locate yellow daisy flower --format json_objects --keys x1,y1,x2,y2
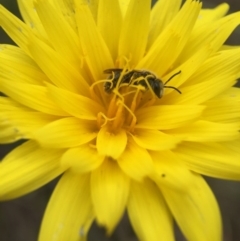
[{"x1": 1, "y1": 0, "x2": 240, "y2": 240}]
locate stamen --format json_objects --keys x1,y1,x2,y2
[
  {"x1": 117, "y1": 100, "x2": 137, "y2": 131},
  {"x1": 129, "y1": 87, "x2": 142, "y2": 112},
  {"x1": 107, "y1": 95, "x2": 117, "y2": 117},
  {"x1": 89, "y1": 143, "x2": 97, "y2": 149},
  {"x1": 125, "y1": 87, "x2": 141, "y2": 125},
  {"x1": 97, "y1": 112, "x2": 116, "y2": 128},
  {"x1": 130, "y1": 75, "x2": 157, "y2": 107},
  {"x1": 111, "y1": 103, "x2": 124, "y2": 130},
  {"x1": 116, "y1": 55, "x2": 132, "y2": 69},
  {"x1": 122, "y1": 89, "x2": 138, "y2": 97},
  {"x1": 89, "y1": 71, "x2": 118, "y2": 106},
  {"x1": 89, "y1": 79, "x2": 108, "y2": 101},
  {"x1": 143, "y1": 75, "x2": 156, "y2": 99},
  {"x1": 115, "y1": 67, "x2": 128, "y2": 90},
  {"x1": 112, "y1": 89, "x2": 125, "y2": 102}
]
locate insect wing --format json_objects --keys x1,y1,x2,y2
[{"x1": 103, "y1": 68, "x2": 123, "y2": 74}]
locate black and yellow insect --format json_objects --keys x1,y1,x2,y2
[{"x1": 103, "y1": 69, "x2": 181, "y2": 98}]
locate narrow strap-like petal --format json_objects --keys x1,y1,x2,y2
[
  {"x1": 0, "y1": 141, "x2": 66, "y2": 200},
  {"x1": 161, "y1": 174, "x2": 221, "y2": 241},
  {"x1": 91, "y1": 159, "x2": 130, "y2": 234},
  {"x1": 39, "y1": 172, "x2": 94, "y2": 241},
  {"x1": 128, "y1": 179, "x2": 174, "y2": 241}
]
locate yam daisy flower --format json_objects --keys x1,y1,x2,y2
[{"x1": 0, "y1": 0, "x2": 240, "y2": 240}]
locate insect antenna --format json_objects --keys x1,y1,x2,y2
[
  {"x1": 164, "y1": 86, "x2": 182, "y2": 94},
  {"x1": 164, "y1": 70, "x2": 181, "y2": 94},
  {"x1": 164, "y1": 70, "x2": 181, "y2": 85}
]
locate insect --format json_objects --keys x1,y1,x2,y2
[{"x1": 103, "y1": 69, "x2": 181, "y2": 98}]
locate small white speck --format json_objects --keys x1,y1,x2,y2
[
  {"x1": 79, "y1": 226, "x2": 84, "y2": 237},
  {"x1": 13, "y1": 128, "x2": 19, "y2": 133},
  {"x1": 30, "y1": 22, "x2": 34, "y2": 28}
]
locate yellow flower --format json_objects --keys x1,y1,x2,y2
[{"x1": 0, "y1": 0, "x2": 240, "y2": 240}]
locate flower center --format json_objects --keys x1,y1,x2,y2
[{"x1": 91, "y1": 68, "x2": 158, "y2": 132}]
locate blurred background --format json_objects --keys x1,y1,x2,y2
[{"x1": 0, "y1": 0, "x2": 240, "y2": 240}]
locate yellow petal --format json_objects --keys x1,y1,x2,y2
[
  {"x1": 75, "y1": 3, "x2": 114, "y2": 79},
  {"x1": 96, "y1": 126, "x2": 127, "y2": 159},
  {"x1": 0, "y1": 122, "x2": 22, "y2": 143},
  {"x1": 118, "y1": 138, "x2": 153, "y2": 181},
  {"x1": 39, "y1": 172, "x2": 94, "y2": 241},
  {"x1": 33, "y1": 117, "x2": 97, "y2": 148},
  {"x1": 118, "y1": 0, "x2": 151, "y2": 66},
  {"x1": 178, "y1": 11, "x2": 240, "y2": 64},
  {"x1": 138, "y1": 0, "x2": 201, "y2": 75},
  {"x1": 150, "y1": 150, "x2": 197, "y2": 192},
  {"x1": 148, "y1": 0, "x2": 181, "y2": 49},
  {"x1": 1, "y1": 111, "x2": 57, "y2": 139},
  {"x1": 127, "y1": 179, "x2": 174, "y2": 241},
  {"x1": 183, "y1": 48, "x2": 240, "y2": 87},
  {"x1": 0, "y1": 44, "x2": 47, "y2": 85},
  {"x1": 130, "y1": 129, "x2": 181, "y2": 151},
  {"x1": 34, "y1": 0, "x2": 82, "y2": 70},
  {"x1": 224, "y1": 138, "x2": 240, "y2": 154},
  {"x1": 202, "y1": 87, "x2": 240, "y2": 123},
  {"x1": 97, "y1": 0, "x2": 122, "y2": 60},
  {"x1": 161, "y1": 174, "x2": 221, "y2": 241},
  {"x1": 118, "y1": 0, "x2": 131, "y2": 17},
  {"x1": 0, "y1": 98, "x2": 57, "y2": 136},
  {"x1": 61, "y1": 144, "x2": 104, "y2": 173},
  {"x1": 0, "y1": 5, "x2": 34, "y2": 55},
  {"x1": 28, "y1": 34, "x2": 89, "y2": 95},
  {"x1": 47, "y1": 0, "x2": 88, "y2": 78},
  {"x1": 166, "y1": 74, "x2": 236, "y2": 105},
  {"x1": 166, "y1": 120, "x2": 239, "y2": 142},
  {"x1": 220, "y1": 45, "x2": 240, "y2": 51},
  {"x1": 0, "y1": 96, "x2": 28, "y2": 111},
  {"x1": 175, "y1": 141, "x2": 240, "y2": 180},
  {"x1": 47, "y1": 0, "x2": 78, "y2": 33},
  {"x1": 47, "y1": 83, "x2": 104, "y2": 120},
  {"x1": 161, "y1": 44, "x2": 212, "y2": 96},
  {"x1": 17, "y1": 0, "x2": 48, "y2": 38},
  {"x1": 196, "y1": 3, "x2": 229, "y2": 27},
  {"x1": 91, "y1": 159, "x2": 130, "y2": 234},
  {"x1": 135, "y1": 105, "x2": 205, "y2": 130},
  {"x1": 0, "y1": 140, "x2": 66, "y2": 200},
  {"x1": 0, "y1": 97, "x2": 30, "y2": 143},
  {"x1": 0, "y1": 79, "x2": 67, "y2": 116},
  {"x1": 79, "y1": 0, "x2": 99, "y2": 22}
]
